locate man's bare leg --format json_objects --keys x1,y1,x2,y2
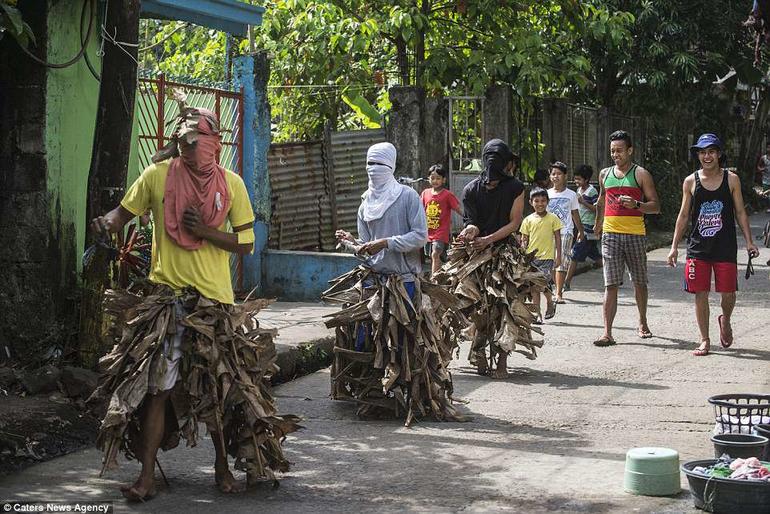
[
  {"x1": 121, "y1": 390, "x2": 170, "y2": 500},
  {"x1": 431, "y1": 249, "x2": 442, "y2": 275},
  {"x1": 492, "y1": 350, "x2": 509, "y2": 379},
  {"x1": 212, "y1": 430, "x2": 246, "y2": 493},
  {"x1": 531, "y1": 289, "x2": 542, "y2": 321},
  {"x1": 719, "y1": 291, "x2": 736, "y2": 343},
  {"x1": 601, "y1": 285, "x2": 618, "y2": 341},
  {"x1": 694, "y1": 291, "x2": 710, "y2": 354},
  {"x1": 634, "y1": 283, "x2": 652, "y2": 337},
  {"x1": 564, "y1": 260, "x2": 578, "y2": 290},
  {"x1": 554, "y1": 270, "x2": 566, "y2": 301}
]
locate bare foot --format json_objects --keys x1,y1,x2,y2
[
  {"x1": 215, "y1": 467, "x2": 246, "y2": 494},
  {"x1": 475, "y1": 351, "x2": 489, "y2": 375},
  {"x1": 638, "y1": 324, "x2": 653, "y2": 338},
  {"x1": 492, "y1": 353, "x2": 509, "y2": 379},
  {"x1": 692, "y1": 340, "x2": 710, "y2": 356},
  {"x1": 120, "y1": 477, "x2": 156, "y2": 502}
]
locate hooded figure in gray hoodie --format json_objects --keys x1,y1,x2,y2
[{"x1": 336, "y1": 142, "x2": 428, "y2": 281}]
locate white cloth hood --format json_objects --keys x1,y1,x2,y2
[{"x1": 361, "y1": 142, "x2": 402, "y2": 222}]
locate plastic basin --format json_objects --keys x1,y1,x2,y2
[
  {"x1": 755, "y1": 424, "x2": 770, "y2": 460},
  {"x1": 682, "y1": 459, "x2": 770, "y2": 514},
  {"x1": 711, "y1": 433, "x2": 768, "y2": 460},
  {"x1": 623, "y1": 447, "x2": 680, "y2": 496}
]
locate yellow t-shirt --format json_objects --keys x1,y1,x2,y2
[
  {"x1": 121, "y1": 160, "x2": 255, "y2": 304},
  {"x1": 520, "y1": 212, "x2": 563, "y2": 260}
]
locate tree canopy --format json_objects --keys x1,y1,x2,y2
[{"x1": 138, "y1": 0, "x2": 762, "y2": 193}]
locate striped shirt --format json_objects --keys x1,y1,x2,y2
[{"x1": 602, "y1": 164, "x2": 645, "y2": 236}]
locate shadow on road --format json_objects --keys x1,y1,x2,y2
[{"x1": 452, "y1": 367, "x2": 669, "y2": 392}]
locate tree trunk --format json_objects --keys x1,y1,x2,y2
[
  {"x1": 414, "y1": 0, "x2": 430, "y2": 87},
  {"x1": 738, "y1": 87, "x2": 770, "y2": 208},
  {"x1": 395, "y1": 36, "x2": 410, "y2": 86},
  {"x1": 79, "y1": 0, "x2": 141, "y2": 368}
]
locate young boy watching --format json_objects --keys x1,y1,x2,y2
[
  {"x1": 547, "y1": 161, "x2": 584, "y2": 303},
  {"x1": 565, "y1": 164, "x2": 602, "y2": 289},
  {"x1": 420, "y1": 164, "x2": 462, "y2": 275},
  {"x1": 520, "y1": 188, "x2": 563, "y2": 323}
]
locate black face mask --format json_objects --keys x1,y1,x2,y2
[{"x1": 481, "y1": 139, "x2": 514, "y2": 184}]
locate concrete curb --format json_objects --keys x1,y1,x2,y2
[{"x1": 272, "y1": 336, "x2": 335, "y2": 386}]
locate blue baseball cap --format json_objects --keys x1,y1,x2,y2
[{"x1": 690, "y1": 133, "x2": 723, "y2": 155}]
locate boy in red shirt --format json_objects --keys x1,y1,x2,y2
[{"x1": 420, "y1": 164, "x2": 462, "y2": 274}]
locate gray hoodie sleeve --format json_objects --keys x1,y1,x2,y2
[
  {"x1": 387, "y1": 189, "x2": 428, "y2": 252},
  {"x1": 357, "y1": 204, "x2": 372, "y2": 244}
]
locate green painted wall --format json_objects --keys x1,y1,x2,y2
[{"x1": 45, "y1": 0, "x2": 102, "y2": 276}]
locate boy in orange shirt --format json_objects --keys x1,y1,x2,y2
[{"x1": 420, "y1": 164, "x2": 462, "y2": 274}]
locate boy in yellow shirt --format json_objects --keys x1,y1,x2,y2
[{"x1": 520, "y1": 188, "x2": 563, "y2": 323}]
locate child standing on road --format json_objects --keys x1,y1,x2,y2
[
  {"x1": 565, "y1": 164, "x2": 602, "y2": 290},
  {"x1": 547, "y1": 161, "x2": 584, "y2": 303},
  {"x1": 420, "y1": 164, "x2": 462, "y2": 275},
  {"x1": 521, "y1": 188, "x2": 563, "y2": 323}
]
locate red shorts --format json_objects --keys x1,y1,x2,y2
[{"x1": 683, "y1": 258, "x2": 737, "y2": 293}]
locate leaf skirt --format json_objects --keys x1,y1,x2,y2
[
  {"x1": 89, "y1": 284, "x2": 301, "y2": 484},
  {"x1": 322, "y1": 267, "x2": 467, "y2": 426}
]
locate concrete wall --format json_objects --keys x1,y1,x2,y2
[
  {"x1": 0, "y1": 1, "x2": 100, "y2": 356},
  {"x1": 262, "y1": 250, "x2": 358, "y2": 301},
  {"x1": 386, "y1": 86, "x2": 448, "y2": 178},
  {"x1": 234, "y1": 52, "x2": 272, "y2": 293},
  {"x1": 46, "y1": 0, "x2": 101, "y2": 276},
  {"x1": 483, "y1": 85, "x2": 514, "y2": 145}
]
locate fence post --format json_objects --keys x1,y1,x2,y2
[
  {"x1": 234, "y1": 52, "x2": 271, "y2": 294},
  {"x1": 323, "y1": 121, "x2": 339, "y2": 241},
  {"x1": 483, "y1": 84, "x2": 513, "y2": 144},
  {"x1": 157, "y1": 73, "x2": 165, "y2": 150}
]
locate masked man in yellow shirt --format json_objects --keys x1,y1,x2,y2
[{"x1": 89, "y1": 107, "x2": 299, "y2": 501}]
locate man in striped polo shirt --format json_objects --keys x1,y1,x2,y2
[{"x1": 594, "y1": 130, "x2": 660, "y2": 346}]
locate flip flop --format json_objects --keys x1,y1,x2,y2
[
  {"x1": 555, "y1": 298, "x2": 566, "y2": 304},
  {"x1": 692, "y1": 346, "x2": 710, "y2": 356},
  {"x1": 121, "y1": 486, "x2": 156, "y2": 502},
  {"x1": 544, "y1": 303, "x2": 557, "y2": 320},
  {"x1": 718, "y1": 315, "x2": 733, "y2": 348},
  {"x1": 638, "y1": 328, "x2": 653, "y2": 339},
  {"x1": 593, "y1": 336, "x2": 616, "y2": 347}
]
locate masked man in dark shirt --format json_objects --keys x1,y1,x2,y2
[{"x1": 457, "y1": 139, "x2": 526, "y2": 378}]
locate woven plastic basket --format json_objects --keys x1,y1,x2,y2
[{"x1": 708, "y1": 394, "x2": 770, "y2": 434}]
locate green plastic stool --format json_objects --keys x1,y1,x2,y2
[{"x1": 624, "y1": 447, "x2": 681, "y2": 496}]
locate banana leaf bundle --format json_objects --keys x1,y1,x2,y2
[
  {"x1": 433, "y1": 240, "x2": 547, "y2": 371},
  {"x1": 90, "y1": 284, "x2": 301, "y2": 485},
  {"x1": 322, "y1": 266, "x2": 468, "y2": 426}
]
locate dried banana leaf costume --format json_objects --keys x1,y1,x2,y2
[
  {"x1": 90, "y1": 107, "x2": 300, "y2": 484},
  {"x1": 436, "y1": 140, "x2": 546, "y2": 369},
  {"x1": 323, "y1": 143, "x2": 465, "y2": 425}
]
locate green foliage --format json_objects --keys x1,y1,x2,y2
[
  {"x1": 342, "y1": 92, "x2": 382, "y2": 128},
  {"x1": 577, "y1": 0, "x2": 753, "y2": 109},
  {"x1": 139, "y1": 1, "x2": 631, "y2": 141}
]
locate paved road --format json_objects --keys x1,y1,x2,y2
[{"x1": 2, "y1": 216, "x2": 769, "y2": 513}]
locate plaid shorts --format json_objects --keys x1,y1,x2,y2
[
  {"x1": 555, "y1": 232, "x2": 574, "y2": 272},
  {"x1": 601, "y1": 233, "x2": 648, "y2": 287},
  {"x1": 531, "y1": 258, "x2": 554, "y2": 291}
]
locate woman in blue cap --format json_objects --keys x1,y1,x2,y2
[{"x1": 667, "y1": 133, "x2": 759, "y2": 356}]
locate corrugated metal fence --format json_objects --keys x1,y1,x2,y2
[
  {"x1": 542, "y1": 99, "x2": 647, "y2": 178},
  {"x1": 268, "y1": 128, "x2": 386, "y2": 251}
]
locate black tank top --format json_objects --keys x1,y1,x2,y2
[{"x1": 687, "y1": 170, "x2": 737, "y2": 263}]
